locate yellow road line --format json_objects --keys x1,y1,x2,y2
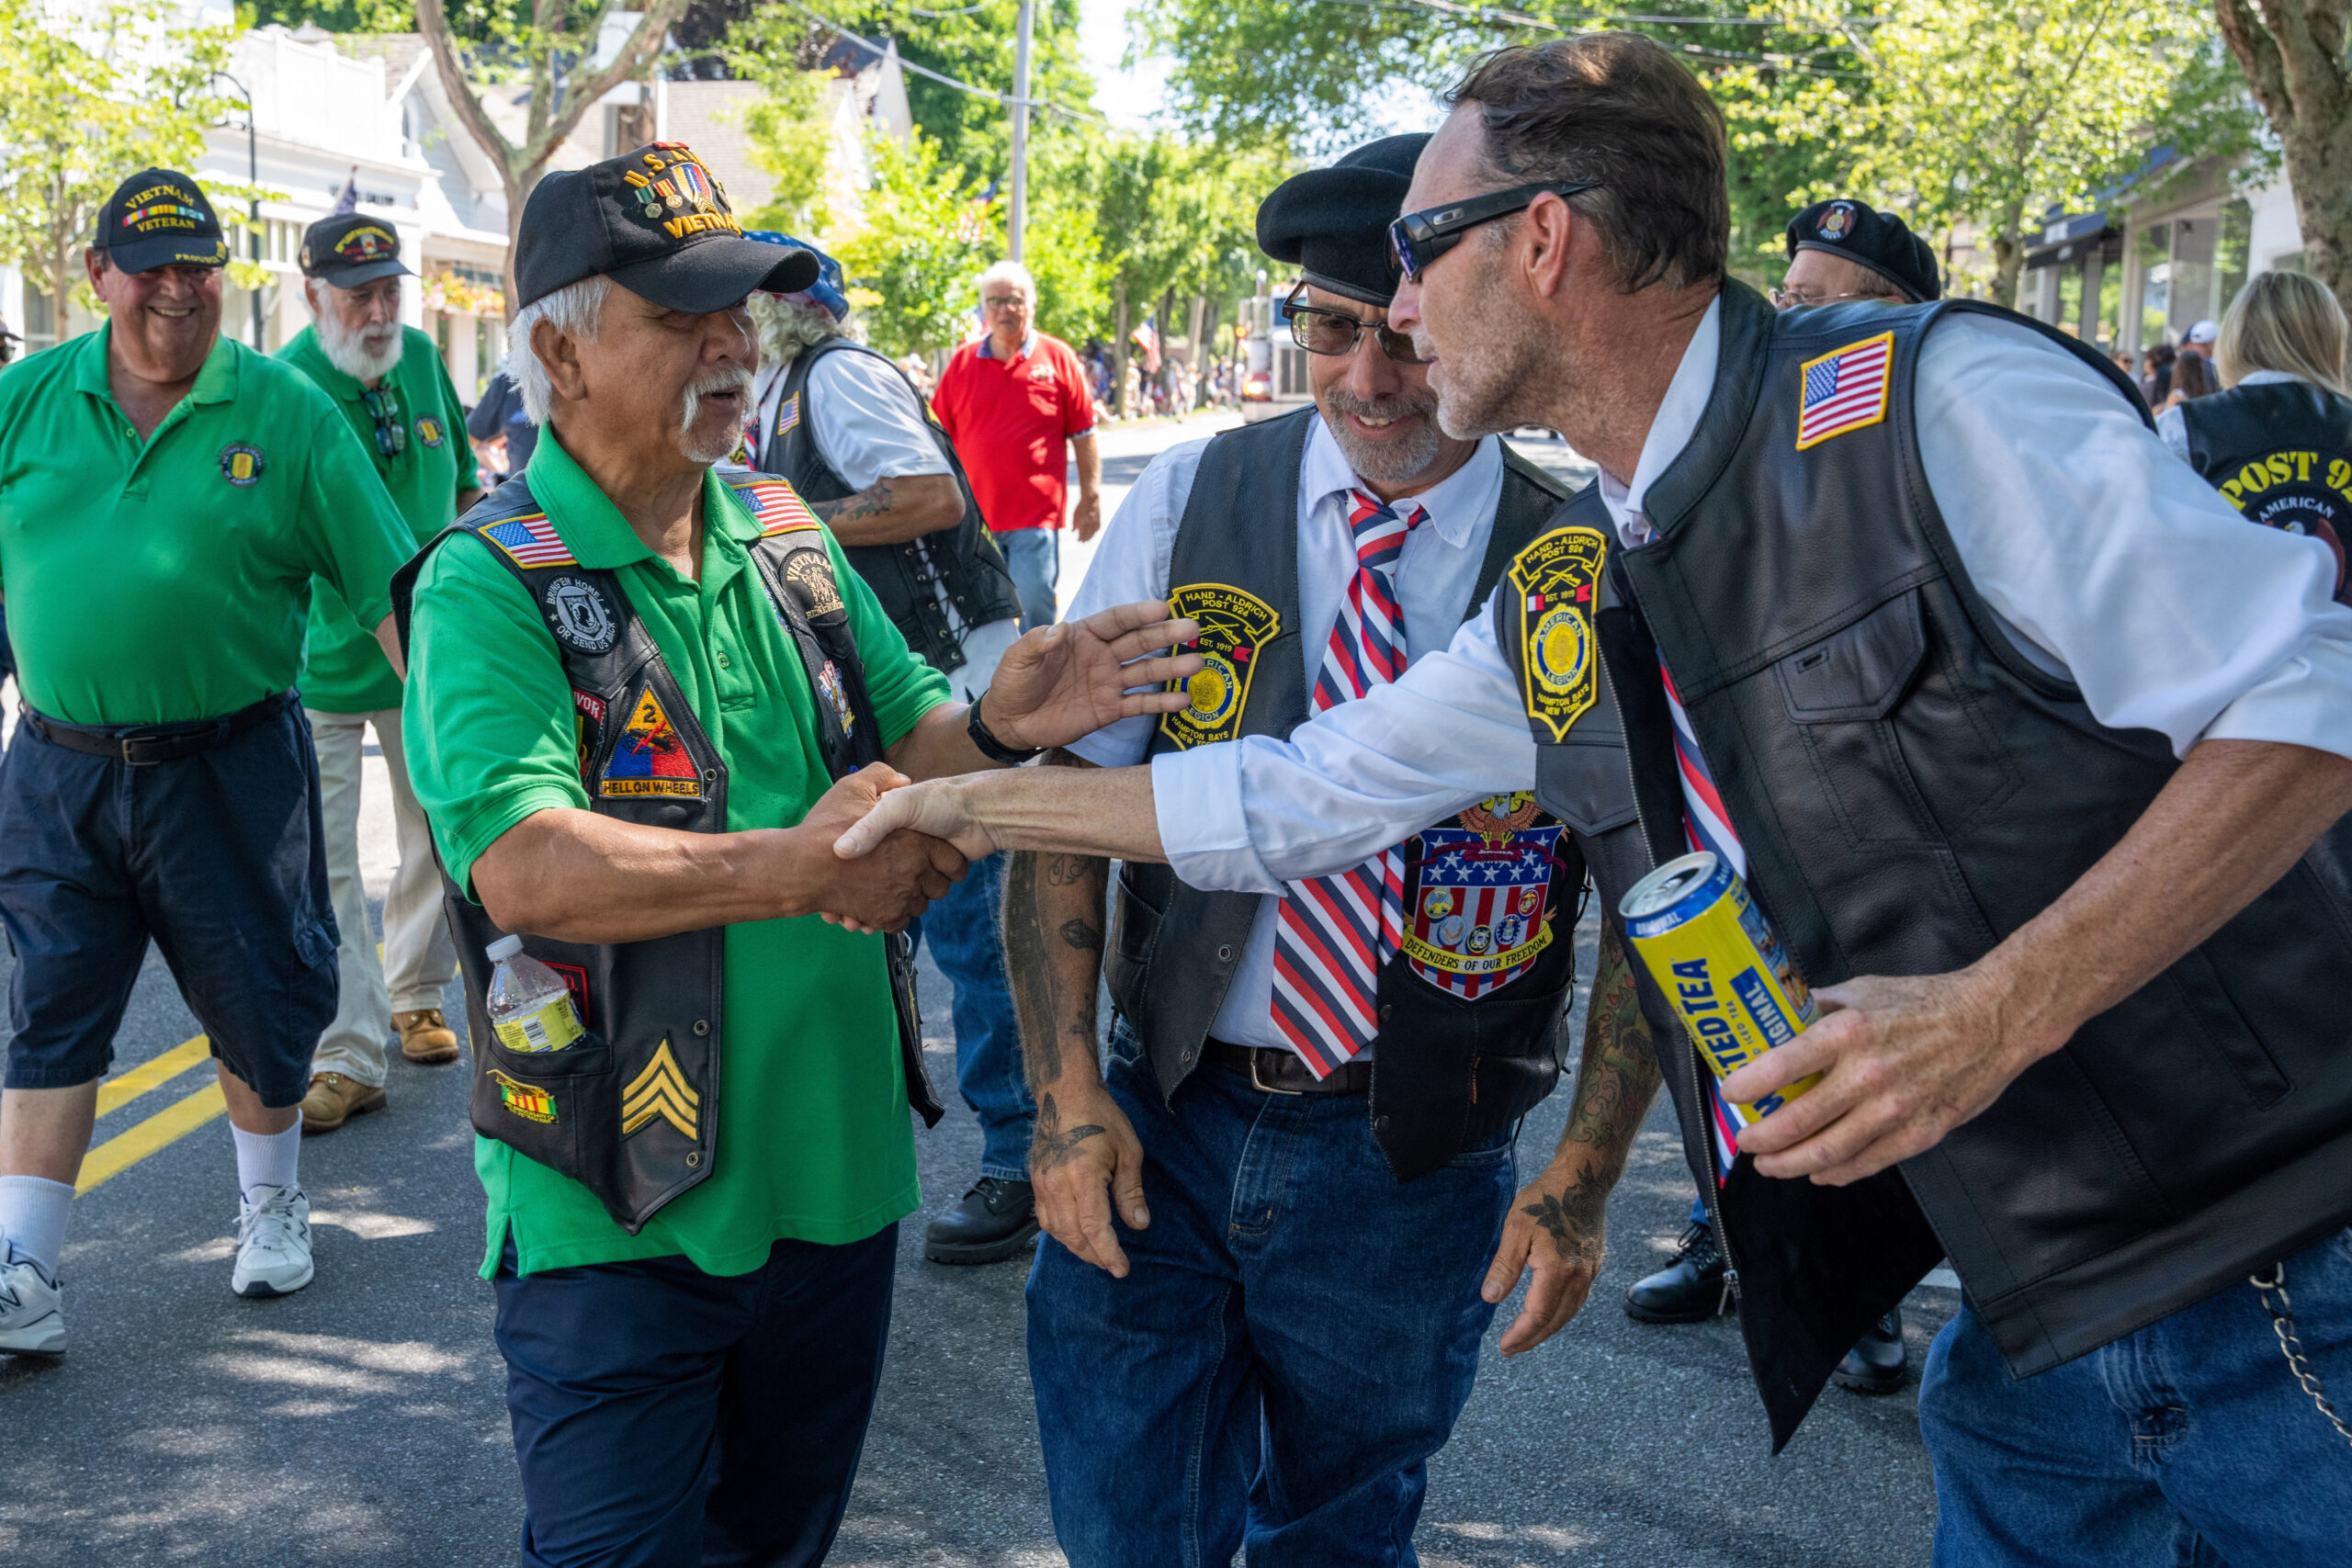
[
  {"x1": 77, "y1": 1083, "x2": 229, "y2": 1195},
  {"x1": 95, "y1": 1034, "x2": 211, "y2": 1117}
]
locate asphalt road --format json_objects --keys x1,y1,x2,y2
[{"x1": 0, "y1": 414, "x2": 1949, "y2": 1565}]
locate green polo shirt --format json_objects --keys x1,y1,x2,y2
[
  {"x1": 0, "y1": 326, "x2": 414, "y2": 726},
  {"x1": 402, "y1": 430, "x2": 954, "y2": 1279},
  {"x1": 278, "y1": 323, "x2": 473, "y2": 715}
]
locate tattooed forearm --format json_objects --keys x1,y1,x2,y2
[
  {"x1": 1033, "y1": 1093, "x2": 1107, "y2": 1172},
  {"x1": 811, "y1": 478, "x2": 897, "y2": 527},
  {"x1": 1522, "y1": 1165, "x2": 1611, "y2": 1264},
  {"x1": 1060, "y1": 919, "x2": 1101, "y2": 953},
  {"x1": 1004, "y1": 750, "x2": 1110, "y2": 1095},
  {"x1": 1558, "y1": 920, "x2": 1663, "y2": 1160}
]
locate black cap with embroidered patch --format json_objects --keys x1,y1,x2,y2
[
  {"x1": 300, "y1": 213, "x2": 413, "y2": 288},
  {"x1": 1256, "y1": 134, "x2": 1430, "y2": 309},
  {"x1": 96, "y1": 168, "x2": 229, "y2": 274},
  {"x1": 514, "y1": 141, "x2": 819, "y2": 313},
  {"x1": 1785, "y1": 198, "x2": 1941, "y2": 303}
]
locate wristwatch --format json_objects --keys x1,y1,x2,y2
[{"x1": 966, "y1": 690, "x2": 1041, "y2": 765}]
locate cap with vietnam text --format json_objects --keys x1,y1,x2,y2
[
  {"x1": 1785, "y1": 197, "x2": 1941, "y2": 303},
  {"x1": 97, "y1": 169, "x2": 229, "y2": 274},
  {"x1": 300, "y1": 213, "x2": 413, "y2": 289},
  {"x1": 514, "y1": 142, "x2": 818, "y2": 313}
]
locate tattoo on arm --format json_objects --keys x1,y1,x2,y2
[
  {"x1": 1060, "y1": 919, "x2": 1101, "y2": 953},
  {"x1": 1032, "y1": 1092, "x2": 1107, "y2": 1173},
  {"x1": 811, "y1": 478, "x2": 897, "y2": 527},
  {"x1": 1004, "y1": 750, "x2": 1109, "y2": 1094},
  {"x1": 1525, "y1": 920, "x2": 1665, "y2": 1261}
]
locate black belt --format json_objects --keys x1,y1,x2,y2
[
  {"x1": 19, "y1": 691, "x2": 293, "y2": 766},
  {"x1": 1204, "y1": 1038, "x2": 1373, "y2": 1097}
]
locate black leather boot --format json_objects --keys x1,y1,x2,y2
[
  {"x1": 1624, "y1": 1222, "x2": 1731, "y2": 1324},
  {"x1": 1832, "y1": 1307, "x2": 1908, "y2": 1394},
  {"x1": 922, "y1": 1177, "x2": 1040, "y2": 1265}
]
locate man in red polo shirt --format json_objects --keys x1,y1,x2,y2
[{"x1": 932, "y1": 260, "x2": 1101, "y2": 629}]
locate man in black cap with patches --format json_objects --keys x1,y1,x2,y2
[
  {"x1": 1774, "y1": 197, "x2": 1942, "y2": 308},
  {"x1": 1008, "y1": 135, "x2": 1645, "y2": 1564}
]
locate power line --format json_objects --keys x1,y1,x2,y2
[{"x1": 1300, "y1": 0, "x2": 1871, "y2": 74}]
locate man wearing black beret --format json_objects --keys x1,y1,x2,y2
[
  {"x1": 1005, "y1": 135, "x2": 1650, "y2": 1563},
  {"x1": 1776, "y1": 197, "x2": 1942, "y2": 308}
]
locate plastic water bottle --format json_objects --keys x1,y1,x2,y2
[{"x1": 485, "y1": 935, "x2": 583, "y2": 1054}]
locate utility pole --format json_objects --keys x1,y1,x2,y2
[
  {"x1": 214, "y1": 71, "x2": 265, "y2": 351},
  {"x1": 1006, "y1": 0, "x2": 1034, "y2": 261}
]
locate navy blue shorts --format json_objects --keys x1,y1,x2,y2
[{"x1": 0, "y1": 703, "x2": 339, "y2": 1108}]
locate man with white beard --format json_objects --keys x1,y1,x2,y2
[{"x1": 277, "y1": 214, "x2": 481, "y2": 1134}]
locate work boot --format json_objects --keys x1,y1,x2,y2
[
  {"x1": 394, "y1": 1009, "x2": 460, "y2": 1066},
  {"x1": 299, "y1": 1072, "x2": 385, "y2": 1135},
  {"x1": 923, "y1": 1178, "x2": 1039, "y2": 1265},
  {"x1": 1833, "y1": 1308, "x2": 1908, "y2": 1394},
  {"x1": 1624, "y1": 1221, "x2": 1731, "y2": 1324}
]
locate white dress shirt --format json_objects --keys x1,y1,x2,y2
[
  {"x1": 1155, "y1": 299, "x2": 2352, "y2": 899},
  {"x1": 1064, "y1": 414, "x2": 1508, "y2": 1055}
]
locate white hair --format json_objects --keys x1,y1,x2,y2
[
  {"x1": 504, "y1": 275, "x2": 612, "y2": 424},
  {"x1": 977, "y1": 259, "x2": 1035, "y2": 299},
  {"x1": 747, "y1": 291, "x2": 845, "y2": 368}
]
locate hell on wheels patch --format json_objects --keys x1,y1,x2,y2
[
  {"x1": 545, "y1": 576, "x2": 618, "y2": 655},
  {"x1": 1508, "y1": 527, "x2": 1606, "y2": 742},
  {"x1": 220, "y1": 443, "x2": 265, "y2": 487},
  {"x1": 601, "y1": 686, "x2": 703, "y2": 798},
  {"x1": 1158, "y1": 583, "x2": 1282, "y2": 750}
]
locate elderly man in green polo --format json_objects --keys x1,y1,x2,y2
[
  {"x1": 278, "y1": 211, "x2": 482, "y2": 1135},
  {"x1": 397, "y1": 141, "x2": 1200, "y2": 1565},
  {"x1": 0, "y1": 170, "x2": 414, "y2": 1350}
]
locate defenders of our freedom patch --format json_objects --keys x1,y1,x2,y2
[
  {"x1": 1794, "y1": 331, "x2": 1895, "y2": 450},
  {"x1": 601, "y1": 685, "x2": 703, "y2": 798},
  {"x1": 1509, "y1": 526, "x2": 1606, "y2": 742},
  {"x1": 1159, "y1": 583, "x2": 1282, "y2": 750},
  {"x1": 621, "y1": 1039, "x2": 701, "y2": 1141}
]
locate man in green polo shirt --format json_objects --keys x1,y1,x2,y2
[
  {"x1": 0, "y1": 170, "x2": 416, "y2": 1355},
  {"x1": 400, "y1": 141, "x2": 1202, "y2": 1564},
  {"x1": 277, "y1": 213, "x2": 481, "y2": 1136}
]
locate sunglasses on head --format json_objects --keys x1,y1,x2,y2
[
  {"x1": 1283, "y1": 286, "x2": 1423, "y2": 364},
  {"x1": 1387, "y1": 180, "x2": 1600, "y2": 282},
  {"x1": 361, "y1": 386, "x2": 406, "y2": 458}
]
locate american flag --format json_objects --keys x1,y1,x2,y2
[
  {"x1": 735, "y1": 479, "x2": 820, "y2": 536},
  {"x1": 481, "y1": 513, "x2": 574, "y2": 568},
  {"x1": 1794, "y1": 331, "x2": 1894, "y2": 450}
]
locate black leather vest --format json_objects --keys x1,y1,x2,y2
[
  {"x1": 2181, "y1": 378, "x2": 2352, "y2": 603},
  {"x1": 390, "y1": 472, "x2": 944, "y2": 1235},
  {"x1": 1106, "y1": 408, "x2": 1584, "y2": 1182},
  {"x1": 1528, "y1": 282, "x2": 2352, "y2": 1446},
  {"x1": 761, "y1": 337, "x2": 1023, "y2": 673}
]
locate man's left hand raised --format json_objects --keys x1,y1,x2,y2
[{"x1": 981, "y1": 599, "x2": 1203, "y2": 753}]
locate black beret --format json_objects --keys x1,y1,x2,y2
[
  {"x1": 1256, "y1": 134, "x2": 1430, "y2": 308},
  {"x1": 1785, "y1": 198, "x2": 1941, "y2": 303}
]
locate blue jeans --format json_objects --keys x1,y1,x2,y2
[
  {"x1": 1026, "y1": 1021, "x2": 1517, "y2": 1567},
  {"x1": 1921, "y1": 1224, "x2": 2352, "y2": 1566},
  {"x1": 908, "y1": 852, "x2": 1033, "y2": 1179},
  {"x1": 993, "y1": 526, "x2": 1059, "y2": 630}
]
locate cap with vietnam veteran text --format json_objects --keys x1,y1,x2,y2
[
  {"x1": 1785, "y1": 198, "x2": 1941, "y2": 303},
  {"x1": 300, "y1": 213, "x2": 413, "y2": 289},
  {"x1": 514, "y1": 142, "x2": 819, "y2": 313},
  {"x1": 96, "y1": 169, "x2": 229, "y2": 274},
  {"x1": 1256, "y1": 134, "x2": 1430, "y2": 309}
]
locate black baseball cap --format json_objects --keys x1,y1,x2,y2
[
  {"x1": 1256, "y1": 134, "x2": 1430, "y2": 308},
  {"x1": 1785, "y1": 198, "x2": 1941, "y2": 303},
  {"x1": 96, "y1": 168, "x2": 229, "y2": 273},
  {"x1": 300, "y1": 213, "x2": 413, "y2": 288},
  {"x1": 514, "y1": 142, "x2": 818, "y2": 313}
]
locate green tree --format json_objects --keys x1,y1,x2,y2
[
  {"x1": 734, "y1": 62, "x2": 834, "y2": 232},
  {"x1": 0, "y1": 0, "x2": 242, "y2": 339},
  {"x1": 2214, "y1": 0, "x2": 2352, "y2": 306},
  {"x1": 831, "y1": 129, "x2": 999, "y2": 356}
]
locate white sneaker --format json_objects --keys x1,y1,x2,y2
[
  {"x1": 232, "y1": 1184, "x2": 314, "y2": 1298},
  {"x1": 0, "y1": 1247, "x2": 65, "y2": 1355}
]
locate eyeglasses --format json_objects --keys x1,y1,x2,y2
[
  {"x1": 361, "y1": 386, "x2": 406, "y2": 457},
  {"x1": 1283, "y1": 286, "x2": 1423, "y2": 364},
  {"x1": 1387, "y1": 181, "x2": 1600, "y2": 282},
  {"x1": 982, "y1": 294, "x2": 1029, "y2": 311},
  {"x1": 1770, "y1": 287, "x2": 1905, "y2": 310}
]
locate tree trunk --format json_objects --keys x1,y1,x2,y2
[
  {"x1": 2214, "y1": 0, "x2": 2352, "y2": 309},
  {"x1": 1196, "y1": 295, "x2": 1221, "y2": 408},
  {"x1": 1112, "y1": 276, "x2": 1130, "y2": 419},
  {"x1": 1988, "y1": 197, "x2": 2029, "y2": 310}
]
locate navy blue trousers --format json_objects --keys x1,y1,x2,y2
[{"x1": 493, "y1": 1224, "x2": 899, "y2": 1568}]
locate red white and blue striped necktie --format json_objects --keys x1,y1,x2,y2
[
  {"x1": 1270, "y1": 490, "x2": 1427, "y2": 1077},
  {"x1": 1658, "y1": 654, "x2": 1747, "y2": 1178}
]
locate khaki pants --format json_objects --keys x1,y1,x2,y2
[{"x1": 306, "y1": 707, "x2": 456, "y2": 1089}]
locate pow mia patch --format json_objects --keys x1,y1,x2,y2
[
  {"x1": 219, "y1": 443, "x2": 265, "y2": 487},
  {"x1": 780, "y1": 545, "x2": 847, "y2": 625},
  {"x1": 1507, "y1": 527, "x2": 1606, "y2": 742},
  {"x1": 544, "y1": 576, "x2": 618, "y2": 654},
  {"x1": 415, "y1": 414, "x2": 447, "y2": 448},
  {"x1": 1158, "y1": 583, "x2": 1282, "y2": 750}
]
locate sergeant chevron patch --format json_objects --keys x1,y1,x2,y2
[{"x1": 620, "y1": 1040, "x2": 700, "y2": 1140}]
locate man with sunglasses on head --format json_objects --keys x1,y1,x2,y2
[
  {"x1": 277, "y1": 213, "x2": 482, "y2": 1136},
  {"x1": 1003, "y1": 135, "x2": 1654, "y2": 1565},
  {"x1": 0, "y1": 171, "x2": 416, "y2": 1343}
]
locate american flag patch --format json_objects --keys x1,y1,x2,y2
[
  {"x1": 1794, "y1": 332, "x2": 1894, "y2": 451},
  {"x1": 734, "y1": 479, "x2": 820, "y2": 536},
  {"x1": 480, "y1": 513, "x2": 575, "y2": 568},
  {"x1": 775, "y1": 393, "x2": 800, "y2": 437}
]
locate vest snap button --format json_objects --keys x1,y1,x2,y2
[
  {"x1": 693, "y1": 1019, "x2": 710, "y2": 1035},
  {"x1": 1374, "y1": 1115, "x2": 1391, "y2": 1133},
  {"x1": 1379, "y1": 1004, "x2": 1392, "y2": 1021},
  {"x1": 703, "y1": 768, "x2": 718, "y2": 781},
  {"x1": 686, "y1": 1152, "x2": 701, "y2": 1167},
  {"x1": 1216, "y1": 944, "x2": 1234, "y2": 962}
]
